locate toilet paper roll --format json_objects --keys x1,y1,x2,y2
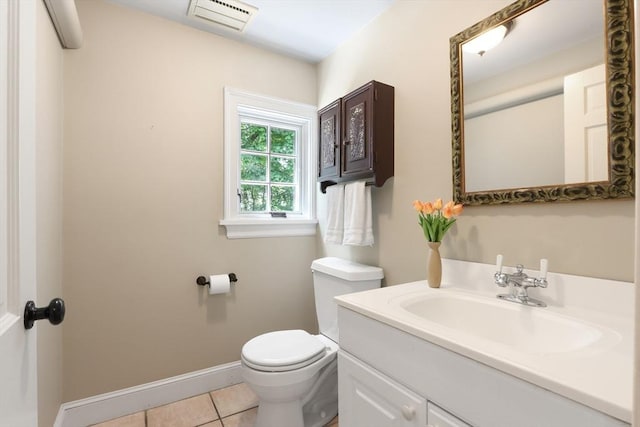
[{"x1": 208, "y1": 274, "x2": 231, "y2": 295}]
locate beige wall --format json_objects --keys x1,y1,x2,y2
[
  {"x1": 62, "y1": 0, "x2": 318, "y2": 401},
  {"x1": 36, "y1": 0, "x2": 64, "y2": 424},
  {"x1": 317, "y1": 0, "x2": 634, "y2": 285},
  {"x1": 465, "y1": 94, "x2": 564, "y2": 191}
]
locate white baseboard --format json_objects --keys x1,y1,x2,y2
[{"x1": 54, "y1": 361, "x2": 243, "y2": 427}]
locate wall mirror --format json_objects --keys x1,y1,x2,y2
[{"x1": 450, "y1": 0, "x2": 634, "y2": 205}]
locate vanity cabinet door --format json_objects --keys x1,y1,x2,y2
[
  {"x1": 427, "y1": 402, "x2": 473, "y2": 427},
  {"x1": 338, "y1": 351, "x2": 426, "y2": 427},
  {"x1": 318, "y1": 99, "x2": 341, "y2": 181}
]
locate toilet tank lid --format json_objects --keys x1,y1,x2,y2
[{"x1": 311, "y1": 257, "x2": 384, "y2": 281}]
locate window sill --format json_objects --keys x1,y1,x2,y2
[{"x1": 219, "y1": 218, "x2": 318, "y2": 239}]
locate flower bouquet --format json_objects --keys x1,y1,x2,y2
[{"x1": 412, "y1": 198, "x2": 463, "y2": 287}]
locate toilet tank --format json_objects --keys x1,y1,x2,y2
[{"x1": 311, "y1": 257, "x2": 383, "y2": 343}]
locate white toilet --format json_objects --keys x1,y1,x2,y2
[{"x1": 241, "y1": 257, "x2": 383, "y2": 427}]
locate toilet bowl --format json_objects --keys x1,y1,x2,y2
[
  {"x1": 241, "y1": 331, "x2": 338, "y2": 427},
  {"x1": 241, "y1": 257, "x2": 383, "y2": 427}
]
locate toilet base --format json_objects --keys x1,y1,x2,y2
[
  {"x1": 249, "y1": 358, "x2": 338, "y2": 427},
  {"x1": 302, "y1": 361, "x2": 338, "y2": 427},
  {"x1": 255, "y1": 399, "x2": 305, "y2": 427}
]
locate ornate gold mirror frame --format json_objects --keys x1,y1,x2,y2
[{"x1": 450, "y1": 0, "x2": 634, "y2": 205}]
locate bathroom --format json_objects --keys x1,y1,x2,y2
[{"x1": 1, "y1": 0, "x2": 637, "y2": 426}]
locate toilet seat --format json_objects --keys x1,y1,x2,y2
[{"x1": 241, "y1": 330, "x2": 327, "y2": 372}]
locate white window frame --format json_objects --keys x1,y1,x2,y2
[{"x1": 221, "y1": 87, "x2": 317, "y2": 239}]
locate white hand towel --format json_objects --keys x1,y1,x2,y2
[
  {"x1": 324, "y1": 184, "x2": 345, "y2": 244},
  {"x1": 343, "y1": 181, "x2": 374, "y2": 246}
]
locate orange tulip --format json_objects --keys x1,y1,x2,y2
[
  {"x1": 421, "y1": 202, "x2": 435, "y2": 215},
  {"x1": 442, "y1": 201, "x2": 455, "y2": 218},
  {"x1": 443, "y1": 201, "x2": 464, "y2": 219},
  {"x1": 412, "y1": 200, "x2": 423, "y2": 212},
  {"x1": 433, "y1": 198, "x2": 443, "y2": 210}
]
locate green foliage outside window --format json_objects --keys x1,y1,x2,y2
[
  {"x1": 271, "y1": 186, "x2": 295, "y2": 211},
  {"x1": 270, "y1": 156, "x2": 295, "y2": 183},
  {"x1": 240, "y1": 123, "x2": 298, "y2": 213},
  {"x1": 240, "y1": 184, "x2": 267, "y2": 211},
  {"x1": 271, "y1": 128, "x2": 296, "y2": 155},
  {"x1": 240, "y1": 123, "x2": 267, "y2": 151},
  {"x1": 240, "y1": 154, "x2": 267, "y2": 182}
]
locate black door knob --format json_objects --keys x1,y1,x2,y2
[{"x1": 24, "y1": 298, "x2": 65, "y2": 330}]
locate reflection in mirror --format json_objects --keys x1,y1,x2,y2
[
  {"x1": 464, "y1": 0, "x2": 604, "y2": 191},
  {"x1": 450, "y1": 0, "x2": 634, "y2": 205}
]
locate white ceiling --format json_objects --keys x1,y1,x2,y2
[
  {"x1": 106, "y1": 0, "x2": 396, "y2": 63},
  {"x1": 462, "y1": 0, "x2": 604, "y2": 84}
]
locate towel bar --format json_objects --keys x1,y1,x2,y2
[{"x1": 320, "y1": 181, "x2": 375, "y2": 194}]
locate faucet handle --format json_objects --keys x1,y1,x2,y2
[
  {"x1": 535, "y1": 258, "x2": 549, "y2": 288},
  {"x1": 494, "y1": 254, "x2": 508, "y2": 287},
  {"x1": 539, "y1": 258, "x2": 548, "y2": 279}
]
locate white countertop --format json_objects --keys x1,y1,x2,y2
[{"x1": 335, "y1": 259, "x2": 634, "y2": 423}]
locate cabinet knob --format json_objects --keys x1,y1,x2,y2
[{"x1": 401, "y1": 405, "x2": 415, "y2": 420}]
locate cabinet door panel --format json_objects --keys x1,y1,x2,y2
[
  {"x1": 318, "y1": 100, "x2": 341, "y2": 180},
  {"x1": 342, "y1": 86, "x2": 373, "y2": 176},
  {"x1": 428, "y1": 402, "x2": 473, "y2": 427},
  {"x1": 339, "y1": 351, "x2": 426, "y2": 427}
]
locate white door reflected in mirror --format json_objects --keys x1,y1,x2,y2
[{"x1": 564, "y1": 64, "x2": 608, "y2": 183}]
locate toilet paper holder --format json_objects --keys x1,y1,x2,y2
[{"x1": 196, "y1": 273, "x2": 238, "y2": 287}]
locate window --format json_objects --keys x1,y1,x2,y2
[
  {"x1": 239, "y1": 122, "x2": 298, "y2": 213},
  {"x1": 221, "y1": 88, "x2": 317, "y2": 238}
]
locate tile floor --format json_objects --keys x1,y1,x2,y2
[{"x1": 92, "y1": 382, "x2": 339, "y2": 427}]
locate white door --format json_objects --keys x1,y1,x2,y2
[
  {"x1": 563, "y1": 64, "x2": 608, "y2": 183},
  {"x1": 0, "y1": 1, "x2": 39, "y2": 425}
]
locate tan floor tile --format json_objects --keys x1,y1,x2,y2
[
  {"x1": 210, "y1": 383, "x2": 258, "y2": 418},
  {"x1": 199, "y1": 421, "x2": 223, "y2": 427},
  {"x1": 147, "y1": 393, "x2": 218, "y2": 427},
  {"x1": 220, "y1": 407, "x2": 258, "y2": 427},
  {"x1": 326, "y1": 415, "x2": 339, "y2": 426},
  {"x1": 91, "y1": 411, "x2": 145, "y2": 427}
]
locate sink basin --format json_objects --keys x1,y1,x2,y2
[{"x1": 395, "y1": 292, "x2": 606, "y2": 354}]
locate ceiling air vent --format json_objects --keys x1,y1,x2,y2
[{"x1": 187, "y1": 0, "x2": 258, "y2": 32}]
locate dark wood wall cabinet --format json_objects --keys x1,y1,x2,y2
[{"x1": 318, "y1": 80, "x2": 394, "y2": 193}]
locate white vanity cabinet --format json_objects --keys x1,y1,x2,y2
[
  {"x1": 337, "y1": 306, "x2": 629, "y2": 427},
  {"x1": 339, "y1": 350, "x2": 471, "y2": 427}
]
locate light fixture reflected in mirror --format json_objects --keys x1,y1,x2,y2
[{"x1": 462, "y1": 22, "x2": 511, "y2": 56}]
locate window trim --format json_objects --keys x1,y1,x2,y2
[{"x1": 221, "y1": 87, "x2": 318, "y2": 238}]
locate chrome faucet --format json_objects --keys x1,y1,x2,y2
[{"x1": 494, "y1": 255, "x2": 548, "y2": 307}]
